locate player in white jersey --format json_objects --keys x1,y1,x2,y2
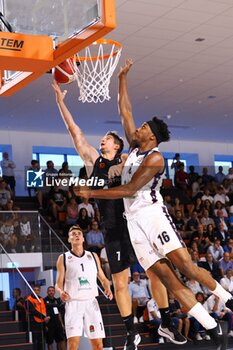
[
  {"x1": 74, "y1": 59, "x2": 233, "y2": 350},
  {"x1": 56, "y1": 225, "x2": 113, "y2": 350}
]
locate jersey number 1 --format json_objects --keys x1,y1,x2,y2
[{"x1": 116, "y1": 251, "x2": 121, "y2": 261}]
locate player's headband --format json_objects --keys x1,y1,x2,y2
[{"x1": 146, "y1": 120, "x2": 163, "y2": 145}]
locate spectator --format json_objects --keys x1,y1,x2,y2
[
  {"x1": 174, "y1": 163, "x2": 188, "y2": 190},
  {"x1": 201, "y1": 167, "x2": 214, "y2": 186},
  {"x1": 198, "y1": 252, "x2": 221, "y2": 282},
  {"x1": 78, "y1": 198, "x2": 95, "y2": 219},
  {"x1": 57, "y1": 162, "x2": 73, "y2": 196},
  {"x1": 201, "y1": 188, "x2": 214, "y2": 204},
  {"x1": 207, "y1": 239, "x2": 224, "y2": 262},
  {"x1": 203, "y1": 199, "x2": 214, "y2": 217},
  {"x1": 44, "y1": 286, "x2": 65, "y2": 350},
  {"x1": 66, "y1": 197, "x2": 79, "y2": 225},
  {"x1": 205, "y1": 295, "x2": 233, "y2": 336},
  {"x1": 193, "y1": 197, "x2": 204, "y2": 218},
  {"x1": 39, "y1": 161, "x2": 58, "y2": 210},
  {"x1": 214, "y1": 222, "x2": 230, "y2": 244},
  {"x1": 214, "y1": 209, "x2": 229, "y2": 231},
  {"x1": 0, "y1": 219, "x2": 17, "y2": 253},
  {"x1": 12, "y1": 288, "x2": 26, "y2": 330},
  {"x1": 27, "y1": 160, "x2": 40, "y2": 198},
  {"x1": 173, "y1": 210, "x2": 185, "y2": 238},
  {"x1": 223, "y1": 238, "x2": 233, "y2": 256},
  {"x1": 186, "y1": 211, "x2": 199, "y2": 232},
  {"x1": 192, "y1": 176, "x2": 203, "y2": 199},
  {"x1": 0, "y1": 180, "x2": 13, "y2": 210},
  {"x1": 128, "y1": 272, "x2": 150, "y2": 324},
  {"x1": 214, "y1": 202, "x2": 228, "y2": 219},
  {"x1": 25, "y1": 285, "x2": 50, "y2": 350},
  {"x1": 76, "y1": 208, "x2": 91, "y2": 234},
  {"x1": 205, "y1": 223, "x2": 215, "y2": 242},
  {"x1": 222, "y1": 178, "x2": 231, "y2": 195},
  {"x1": 48, "y1": 186, "x2": 67, "y2": 221},
  {"x1": 0, "y1": 152, "x2": 16, "y2": 196},
  {"x1": 190, "y1": 250, "x2": 200, "y2": 265},
  {"x1": 190, "y1": 224, "x2": 204, "y2": 247},
  {"x1": 219, "y1": 253, "x2": 233, "y2": 278},
  {"x1": 187, "y1": 165, "x2": 199, "y2": 187},
  {"x1": 213, "y1": 186, "x2": 230, "y2": 206},
  {"x1": 172, "y1": 197, "x2": 185, "y2": 219},
  {"x1": 220, "y1": 269, "x2": 233, "y2": 294},
  {"x1": 171, "y1": 153, "x2": 182, "y2": 173},
  {"x1": 215, "y1": 166, "x2": 226, "y2": 185},
  {"x1": 58, "y1": 161, "x2": 72, "y2": 179},
  {"x1": 201, "y1": 209, "x2": 215, "y2": 231},
  {"x1": 86, "y1": 221, "x2": 105, "y2": 256},
  {"x1": 226, "y1": 168, "x2": 233, "y2": 181},
  {"x1": 20, "y1": 215, "x2": 35, "y2": 252}
]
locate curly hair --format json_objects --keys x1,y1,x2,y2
[{"x1": 151, "y1": 116, "x2": 170, "y2": 143}]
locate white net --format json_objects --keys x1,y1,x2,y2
[{"x1": 73, "y1": 39, "x2": 122, "y2": 103}]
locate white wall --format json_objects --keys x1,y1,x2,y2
[{"x1": 0, "y1": 129, "x2": 232, "y2": 195}]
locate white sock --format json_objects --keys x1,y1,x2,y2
[
  {"x1": 188, "y1": 302, "x2": 217, "y2": 330},
  {"x1": 211, "y1": 281, "x2": 232, "y2": 303}
]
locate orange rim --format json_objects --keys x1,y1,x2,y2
[{"x1": 76, "y1": 38, "x2": 122, "y2": 61}]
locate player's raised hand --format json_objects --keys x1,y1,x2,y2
[
  {"x1": 118, "y1": 58, "x2": 133, "y2": 77},
  {"x1": 52, "y1": 79, "x2": 68, "y2": 103}
]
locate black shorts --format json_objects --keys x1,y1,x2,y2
[
  {"x1": 46, "y1": 324, "x2": 65, "y2": 344},
  {"x1": 104, "y1": 220, "x2": 137, "y2": 274}
]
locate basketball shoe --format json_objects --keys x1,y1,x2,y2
[
  {"x1": 123, "y1": 333, "x2": 141, "y2": 350},
  {"x1": 207, "y1": 322, "x2": 227, "y2": 350},
  {"x1": 158, "y1": 324, "x2": 187, "y2": 344}
]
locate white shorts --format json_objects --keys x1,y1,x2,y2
[
  {"x1": 65, "y1": 298, "x2": 105, "y2": 339},
  {"x1": 126, "y1": 205, "x2": 185, "y2": 271}
]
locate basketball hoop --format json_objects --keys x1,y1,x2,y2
[{"x1": 73, "y1": 39, "x2": 122, "y2": 103}]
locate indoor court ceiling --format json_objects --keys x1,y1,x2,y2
[{"x1": 1, "y1": 0, "x2": 233, "y2": 143}]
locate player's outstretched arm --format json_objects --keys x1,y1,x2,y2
[
  {"x1": 74, "y1": 152, "x2": 164, "y2": 200},
  {"x1": 55, "y1": 254, "x2": 70, "y2": 302},
  {"x1": 52, "y1": 80, "x2": 99, "y2": 172},
  {"x1": 94, "y1": 253, "x2": 113, "y2": 300},
  {"x1": 118, "y1": 59, "x2": 136, "y2": 145}
]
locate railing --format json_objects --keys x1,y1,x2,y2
[
  {"x1": 0, "y1": 244, "x2": 44, "y2": 347},
  {"x1": 0, "y1": 210, "x2": 69, "y2": 270}
]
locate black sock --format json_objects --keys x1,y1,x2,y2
[
  {"x1": 122, "y1": 314, "x2": 135, "y2": 334},
  {"x1": 159, "y1": 307, "x2": 172, "y2": 327}
]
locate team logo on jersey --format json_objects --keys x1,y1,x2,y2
[
  {"x1": 87, "y1": 254, "x2": 92, "y2": 260},
  {"x1": 78, "y1": 277, "x2": 90, "y2": 287},
  {"x1": 99, "y1": 162, "x2": 105, "y2": 169},
  {"x1": 68, "y1": 256, "x2": 73, "y2": 260},
  {"x1": 90, "y1": 325, "x2": 95, "y2": 333}
]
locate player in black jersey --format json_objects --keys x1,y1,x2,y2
[{"x1": 52, "y1": 80, "x2": 140, "y2": 350}]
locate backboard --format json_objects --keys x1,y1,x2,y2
[{"x1": 0, "y1": 0, "x2": 116, "y2": 96}]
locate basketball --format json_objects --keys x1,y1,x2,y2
[{"x1": 53, "y1": 58, "x2": 76, "y2": 84}]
